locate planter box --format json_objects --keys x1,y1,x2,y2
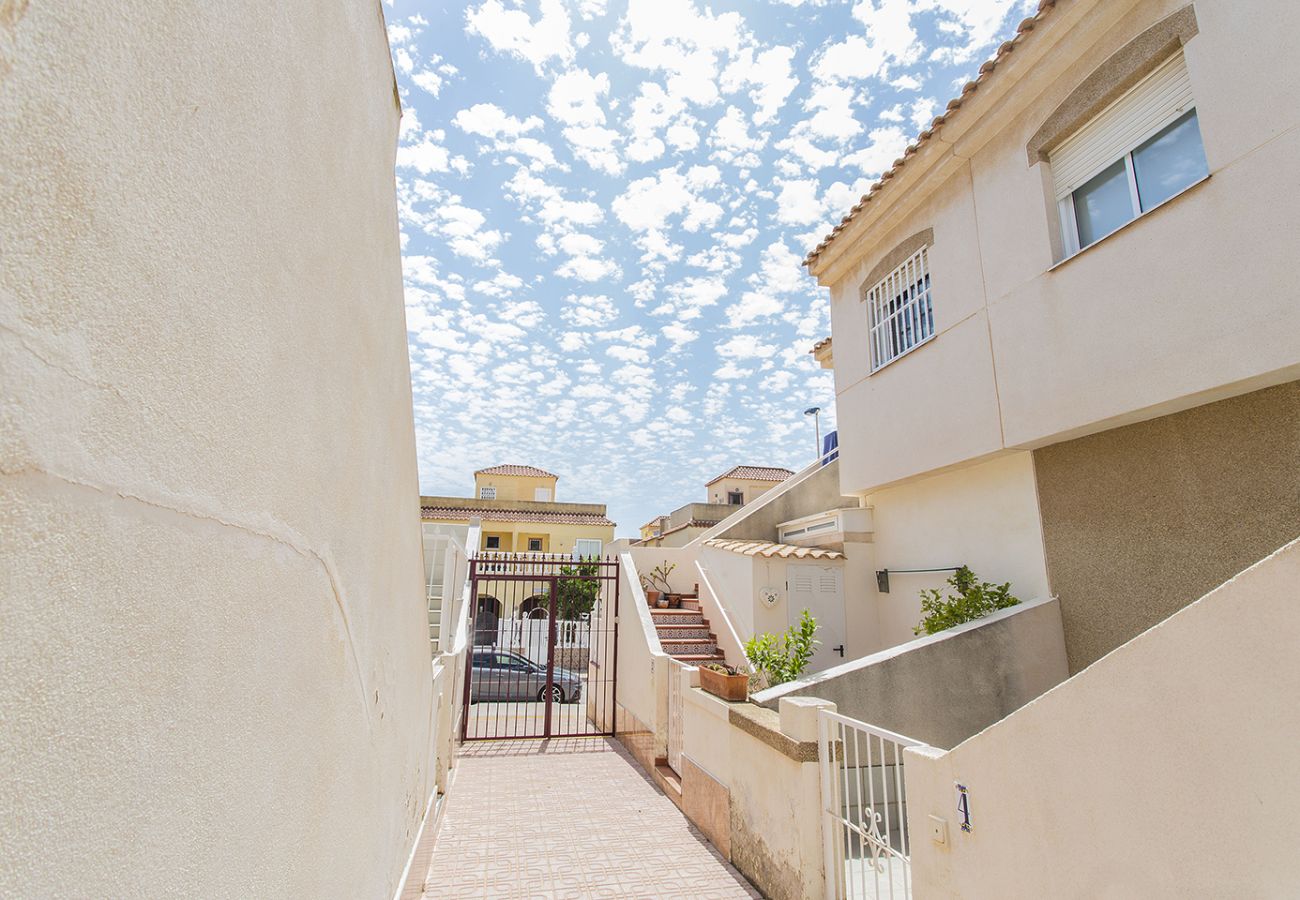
[{"x1": 699, "y1": 667, "x2": 748, "y2": 702}]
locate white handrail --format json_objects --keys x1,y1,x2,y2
[{"x1": 447, "y1": 522, "x2": 482, "y2": 655}]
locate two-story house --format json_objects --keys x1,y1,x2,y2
[
  {"x1": 421, "y1": 465, "x2": 615, "y2": 639},
  {"x1": 806, "y1": 0, "x2": 1300, "y2": 673},
  {"x1": 635, "y1": 465, "x2": 794, "y2": 548}
]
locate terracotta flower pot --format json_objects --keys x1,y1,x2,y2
[
  {"x1": 699, "y1": 666, "x2": 748, "y2": 702},
  {"x1": 645, "y1": 590, "x2": 662, "y2": 605}
]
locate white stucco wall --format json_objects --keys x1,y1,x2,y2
[
  {"x1": 821, "y1": 0, "x2": 1300, "y2": 495},
  {"x1": 905, "y1": 535, "x2": 1300, "y2": 897},
  {"x1": 864, "y1": 453, "x2": 1050, "y2": 648},
  {"x1": 1, "y1": 3, "x2": 434, "y2": 897}
]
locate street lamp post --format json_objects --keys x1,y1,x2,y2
[{"x1": 803, "y1": 406, "x2": 822, "y2": 462}]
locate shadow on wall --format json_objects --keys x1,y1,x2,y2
[{"x1": 752, "y1": 597, "x2": 1068, "y2": 749}]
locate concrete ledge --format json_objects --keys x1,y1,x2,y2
[{"x1": 725, "y1": 699, "x2": 819, "y2": 763}]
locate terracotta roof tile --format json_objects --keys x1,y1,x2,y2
[
  {"x1": 474, "y1": 464, "x2": 558, "y2": 478},
  {"x1": 706, "y1": 465, "x2": 795, "y2": 486},
  {"x1": 803, "y1": 1, "x2": 1059, "y2": 268},
  {"x1": 703, "y1": 539, "x2": 845, "y2": 560},
  {"x1": 421, "y1": 505, "x2": 613, "y2": 526}
]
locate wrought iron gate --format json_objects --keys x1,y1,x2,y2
[{"x1": 460, "y1": 553, "x2": 619, "y2": 740}]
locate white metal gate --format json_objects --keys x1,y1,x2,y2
[
  {"x1": 817, "y1": 709, "x2": 923, "y2": 899},
  {"x1": 667, "y1": 657, "x2": 687, "y2": 774}
]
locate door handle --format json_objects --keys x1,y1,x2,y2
[{"x1": 834, "y1": 645, "x2": 845, "y2": 657}]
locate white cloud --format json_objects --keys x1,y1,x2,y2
[
  {"x1": 612, "y1": 166, "x2": 723, "y2": 234},
  {"x1": 720, "y1": 45, "x2": 799, "y2": 124},
  {"x1": 562, "y1": 294, "x2": 619, "y2": 327},
  {"x1": 717, "y1": 333, "x2": 777, "y2": 359},
  {"x1": 774, "y1": 178, "x2": 824, "y2": 226},
  {"x1": 709, "y1": 106, "x2": 767, "y2": 167},
  {"x1": 840, "y1": 125, "x2": 910, "y2": 176},
  {"x1": 548, "y1": 68, "x2": 611, "y2": 127},
  {"x1": 465, "y1": 0, "x2": 574, "y2": 71},
  {"x1": 453, "y1": 103, "x2": 543, "y2": 138}
]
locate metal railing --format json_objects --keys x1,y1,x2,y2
[{"x1": 817, "y1": 709, "x2": 925, "y2": 900}]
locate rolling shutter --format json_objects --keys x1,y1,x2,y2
[{"x1": 1050, "y1": 51, "x2": 1194, "y2": 200}]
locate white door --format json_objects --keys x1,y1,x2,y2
[{"x1": 788, "y1": 563, "x2": 847, "y2": 673}]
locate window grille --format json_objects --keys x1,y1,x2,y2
[
  {"x1": 865, "y1": 246, "x2": 934, "y2": 372},
  {"x1": 479, "y1": 486, "x2": 496, "y2": 499}
]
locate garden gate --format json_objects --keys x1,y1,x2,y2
[{"x1": 460, "y1": 553, "x2": 619, "y2": 740}]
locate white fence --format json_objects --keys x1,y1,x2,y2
[
  {"x1": 667, "y1": 658, "x2": 690, "y2": 774},
  {"x1": 817, "y1": 709, "x2": 924, "y2": 900},
  {"x1": 481, "y1": 617, "x2": 592, "y2": 665}
]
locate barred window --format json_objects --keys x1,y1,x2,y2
[{"x1": 865, "y1": 246, "x2": 934, "y2": 372}]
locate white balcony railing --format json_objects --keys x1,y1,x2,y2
[{"x1": 818, "y1": 709, "x2": 925, "y2": 900}]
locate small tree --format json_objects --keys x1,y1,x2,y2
[
  {"x1": 744, "y1": 609, "x2": 819, "y2": 687},
  {"x1": 556, "y1": 562, "x2": 599, "y2": 620},
  {"x1": 913, "y1": 566, "x2": 1019, "y2": 636}
]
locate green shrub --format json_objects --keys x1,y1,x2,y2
[
  {"x1": 913, "y1": 566, "x2": 1019, "y2": 636},
  {"x1": 744, "y1": 609, "x2": 819, "y2": 687}
]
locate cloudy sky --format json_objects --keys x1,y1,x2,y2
[{"x1": 387, "y1": 0, "x2": 1034, "y2": 535}]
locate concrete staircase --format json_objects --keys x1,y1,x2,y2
[{"x1": 651, "y1": 595, "x2": 726, "y2": 665}]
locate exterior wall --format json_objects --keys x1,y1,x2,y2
[
  {"x1": 1034, "y1": 380, "x2": 1300, "y2": 671},
  {"x1": 822, "y1": 0, "x2": 1300, "y2": 496},
  {"x1": 424, "y1": 516, "x2": 613, "y2": 558},
  {"x1": 864, "y1": 453, "x2": 1051, "y2": 649},
  {"x1": 905, "y1": 536, "x2": 1300, "y2": 898},
  {"x1": 0, "y1": 3, "x2": 431, "y2": 897},
  {"x1": 755, "y1": 599, "x2": 1068, "y2": 750},
  {"x1": 707, "y1": 477, "x2": 787, "y2": 506},
  {"x1": 715, "y1": 459, "x2": 857, "y2": 543},
  {"x1": 473, "y1": 472, "x2": 558, "y2": 502}
]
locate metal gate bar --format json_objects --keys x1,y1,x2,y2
[{"x1": 460, "y1": 553, "x2": 619, "y2": 740}]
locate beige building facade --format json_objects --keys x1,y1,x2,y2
[
  {"x1": 807, "y1": 0, "x2": 1300, "y2": 672},
  {"x1": 1, "y1": 2, "x2": 440, "y2": 896},
  {"x1": 636, "y1": 465, "x2": 794, "y2": 548}
]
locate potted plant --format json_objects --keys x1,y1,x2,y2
[
  {"x1": 639, "y1": 563, "x2": 676, "y2": 609},
  {"x1": 699, "y1": 662, "x2": 749, "y2": 702}
]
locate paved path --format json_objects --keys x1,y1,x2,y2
[{"x1": 419, "y1": 737, "x2": 760, "y2": 899}]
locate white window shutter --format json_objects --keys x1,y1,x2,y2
[{"x1": 1050, "y1": 51, "x2": 1194, "y2": 201}]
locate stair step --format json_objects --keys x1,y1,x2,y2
[
  {"x1": 651, "y1": 610, "x2": 704, "y2": 625},
  {"x1": 655, "y1": 625, "x2": 714, "y2": 640},
  {"x1": 672, "y1": 653, "x2": 727, "y2": 663}
]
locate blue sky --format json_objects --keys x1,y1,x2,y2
[{"x1": 385, "y1": 0, "x2": 1034, "y2": 535}]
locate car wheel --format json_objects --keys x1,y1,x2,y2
[{"x1": 537, "y1": 685, "x2": 565, "y2": 704}]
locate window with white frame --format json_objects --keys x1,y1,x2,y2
[
  {"x1": 479, "y1": 486, "x2": 496, "y2": 499},
  {"x1": 534, "y1": 487, "x2": 551, "y2": 501},
  {"x1": 573, "y1": 539, "x2": 602, "y2": 560},
  {"x1": 1051, "y1": 50, "x2": 1208, "y2": 256},
  {"x1": 865, "y1": 246, "x2": 934, "y2": 372}
]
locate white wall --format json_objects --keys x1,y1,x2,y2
[
  {"x1": 0, "y1": 3, "x2": 433, "y2": 897},
  {"x1": 821, "y1": 0, "x2": 1300, "y2": 495},
  {"x1": 864, "y1": 453, "x2": 1050, "y2": 648},
  {"x1": 905, "y1": 535, "x2": 1300, "y2": 897}
]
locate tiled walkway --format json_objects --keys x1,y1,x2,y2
[{"x1": 418, "y1": 737, "x2": 760, "y2": 899}]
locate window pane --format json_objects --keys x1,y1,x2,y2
[
  {"x1": 1073, "y1": 158, "x2": 1133, "y2": 248},
  {"x1": 1133, "y1": 109, "x2": 1208, "y2": 211}
]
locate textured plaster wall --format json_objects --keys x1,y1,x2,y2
[
  {"x1": 905, "y1": 536, "x2": 1300, "y2": 898},
  {"x1": 1035, "y1": 380, "x2": 1300, "y2": 672},
  {"x1": 0, "y1": 2, "x2": 433, "y2": 897},
  {"x1": 755, "y1": 598, "x2": 1067, "y2": 750}
]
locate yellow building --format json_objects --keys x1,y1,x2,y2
[
  {"x1": 422, "y1": 465, "x2": 615, "y2": 558},
  {"x1": 421, "y1": 465, "x2": 616, "y2": 632}
]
